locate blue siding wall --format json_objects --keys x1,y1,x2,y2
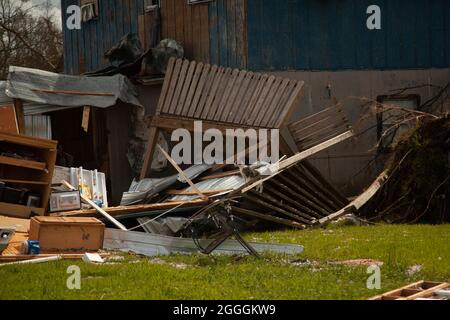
[
  {"x1": 209, "y1": 0, "x2": 247, "y2": 69},
  {"x1": 247, "y1": 0, "x2": 450, "y2": 71},
  {"x1": 62, "y1": 0, "x2": 143, "y2": 74}
]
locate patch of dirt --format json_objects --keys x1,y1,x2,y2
[{"x1": 329, "y1": 259, "x2": 384, "y2": 267}]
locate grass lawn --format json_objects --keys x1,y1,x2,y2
[{"x1": 1, "y1": 224, "x2": 449, "y2": 300}]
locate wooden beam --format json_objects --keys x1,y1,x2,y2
[
  {"x1": 61, "y1": 180, "x2": 127, "y2": 231},
  {"x1": 317, "y1": 171, "x2": 389, "y2": 226},
  {"x1": 241, "y1": 130, "x2": 355, "y2": 193},
  {"x1": 156, "y1": 144, "x2": 208, "y2": 200}
]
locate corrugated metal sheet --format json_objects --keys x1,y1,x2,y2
[
  {"x1": 247, "y1": 0, "x2": 450, "y2": 71},
  {"x1": 169, "y1": 175, "x2": 245, "y2": 202},
  {"x1": 24, "y1": 115, "x2": 52, "y2": 139},
  {"x1": 6, "y1": 66, "x2": 143, "y2": 108}
]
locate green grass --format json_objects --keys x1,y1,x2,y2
[{"x1": 1, "y1": 225, "x2": 449, "y2": 300}]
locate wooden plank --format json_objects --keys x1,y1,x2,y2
[
  {"x1": 318, "y1": 171, "x2": 389, "y2": 226},
  {"x1": 220, "y1": 70, "x2": 247, "y2": 123},
  {"x1": 261, "y1": 78, "x2": 291, "y2": 128},
  {"x1": 161, "y1": 58, "x2": 183, "y2": 114},
  {"x1": 242, "y1": 74, "x2": 268, "y2": 126},
  {"x1": 0, "y1": 105, "x2": 19, "y2": 134},
  {"x1": 140, "y1": 127, "x2": 159, "y2": 179},
  {"x1": 202, "y1": 66, "x2": 225, "y2": 119},
  {"x1": 268, "y1": 80, "x2": 296, "y2": 128},
  {"x1": 254, "y1": 76, "x2": 285, "y2": 127},
  {"x1": 0, "y1": 156, "x2": 46, "y2": 171},
  {"x1": 206, "y1": 68, "x2": 232, "y2": 120},
  {"x1": 176, "y1": 61, "x2": 197, "y2": 116},
  {"x1": 61, "y1": 180, "x2": 127, "y2": 231},
  {"x1": 275, "y1": 81, "x2": 305, "y2": 128},
  {"x1": 13, "y1": 100, "x2": 25, "y2": 134},
  {"x1": 196, "y1": 65, "x2": 218, "y2": 118},
  {"x1": 189, "y1": 63, "x2": 211, "y2": 118},
  {"x1": 226, "y1": 71, "x2": 253, "y2": 123},
  {"x1": 246, "y1": 75, "x2": 276, "y2": 127},
  {"x1": 156, "y1": 145, "x2": 207, "y2": 200},
  {"x1": 168, "y1": 59, "x2": 190, "y2": 115},
  {"x1": 241, "y1": 131, "x2": 355, "y2": 193},
  {"x1": 243, "y1": 194, "x2": 312, "y2": 225},
  {"x1": 214, "y1": 68, "x2": 241, "y2": 121},
  {"x1": 156, "y1": 57, "x2": 176, "y2": 115},
  {"x1": 184, "y1": 62, "x2": 204, "y2": 118},
  {"x1": 0, "y1": 202, "x2": 45, "y2": 219},
  {"x1": 231, "y1": 72, "x2": 260, "y2": 124},
  {"x1": 231, "y1": 207, "x2": 305, "y2": 230},
  {"x1": 56, "y1": 199, "x2": 208, "y2": 218}
]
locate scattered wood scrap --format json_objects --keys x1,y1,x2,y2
[{"x1": 370, "y1": 281, "x2": 450, "y2": 300}]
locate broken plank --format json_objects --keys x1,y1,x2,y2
[{"x1": 317, "y1": 171, "x2": 389, "y2": 226}]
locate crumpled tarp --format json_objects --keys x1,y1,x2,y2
[{"x1": 5, "y1": 66, "x2": 143, "y2": 109}]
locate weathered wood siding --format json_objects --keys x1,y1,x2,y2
[
  {"x1": 247, "y1": 0, "x2": 450, "y2": 71},
  {"x1": 62, "y1": 0, "x2": 142, "y2": 74},
  {"x1": 209, "y1": 0, "x2": 247, "y2": 69},
  {"x1": 62, "y1": 0, "x2": 248, "y2": 75}
]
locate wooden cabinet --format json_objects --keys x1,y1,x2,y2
[{"x1": 0, "y1": 132, "x2": 57, "y2": 218}]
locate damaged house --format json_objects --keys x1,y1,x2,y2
[
  {"x1": 59, "y1": 0, "x2": 450, "y2": 200},
  {"x1": 0, "y1": 1, "x2": 448, "y2": 261}
]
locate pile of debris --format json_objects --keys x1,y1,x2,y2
[
  {"x1": 362, "y1": 114, "x2": 449, "y2": 224},
  {"x1": 0, "y1": 56, "x2": 404, "y2": 263}
]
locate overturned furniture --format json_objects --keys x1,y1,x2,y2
[{"x1": 140, "y1": 57, "x2": 305, "y2": 179}]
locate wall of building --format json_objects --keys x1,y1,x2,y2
[
  {"x1": 247, "y1": 0, "x2": 450, "y2": 71},
  {"x1": 274, "y1": 67, "x2": 450, "y2": 195}
]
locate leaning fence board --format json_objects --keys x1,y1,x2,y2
[
  {"x1": 318, "y1": 171, "x2": 389, "y2": 226},
  {"x1": 241, "y1": 130, "x2": 354, "y2": 193},
  {"x1": 140, "y1": 57, "x2": 305, "y2": 178},
  {"x1": 103, "y1": 229, "x2": 304, "y2": 256}
]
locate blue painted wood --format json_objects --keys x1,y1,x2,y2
[
  {"x1": 247, "y1": 0, "x2": 450, "y2": 71},
  {"x1": 62, "y1": 0, "x2": 145, "y2": 74}
]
